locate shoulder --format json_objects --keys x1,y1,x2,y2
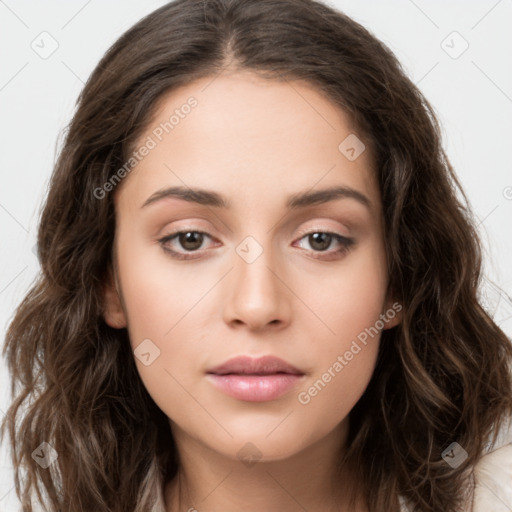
[
  {"x1": 400, "y1": 415, "x2": 512, "y2": 512},
  {"x1": 472, "y1": 415, "x2": 512, "y2": 511}
]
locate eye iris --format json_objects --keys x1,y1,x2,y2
[
  {"x1": 309, "y1": 232, "x2": 331, "y2": 251},
  {"x1": 179, "y1": 231, "x2": 203, "y2": 251}
]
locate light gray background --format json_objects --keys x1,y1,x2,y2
[{"x1": 1, "y1": 1, "x2": 511, "y2": 509}]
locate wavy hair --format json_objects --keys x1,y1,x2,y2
[{"x1": 2, "y1": 0, "x2": 512, "y2": 511}]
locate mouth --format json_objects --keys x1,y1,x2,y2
[{"x1": 206, "y1": 355, "x2": 305, "y2": 402}]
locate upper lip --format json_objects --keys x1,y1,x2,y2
[{"x1": 207, "y1": 355, "x2": 304, "y2": 376}]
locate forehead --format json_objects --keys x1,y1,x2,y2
[{"x1": 115, "y1": 71, "x2": 379, "y2": 213}]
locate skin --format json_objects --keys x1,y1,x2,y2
[{"x1": 103, "y1": 69, "x2": 401, "y2": 512}]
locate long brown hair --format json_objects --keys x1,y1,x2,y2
[{"x1": 2, "y1": 0, "x2": 512, "y2": 510}]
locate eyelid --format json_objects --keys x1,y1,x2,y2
[
  {"x1": 158, "y1": 226, "x2": 218, "y2": 247},
  {"x1": 294, "y1": 223, "x2": 350, "y2": 240},
  {"x1": 159, "y1": 222, "x2": 350, "y2": 244}
]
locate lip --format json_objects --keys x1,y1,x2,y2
[
  {"x1": 207, "y1": 355, "x2": 304, "y2": 376},
  {"x1": 207, "y1": 374, "x2": 304, "y2": 402},
  {"x1": 206, "y1": 355, "x2": 305, "y2": 402}
]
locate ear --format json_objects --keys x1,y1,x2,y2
[
  {"x1": 382, "y1": 295, "x2": 402, "y2": 330},
  {"x1": 102, "y1": 265, "x2": 127, "y2": 329}
]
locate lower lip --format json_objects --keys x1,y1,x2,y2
[{"x1": 207, "y1": 373, "x2": 304, "y2": 402}]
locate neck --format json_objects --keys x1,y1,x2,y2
[{"x1": 164, "y1": 419, "x2": 367, "y2": 512}]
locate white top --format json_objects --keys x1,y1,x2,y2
[
  {"x1": 152, "y1": 417, "x2": 512, "y2": 512},
  {"x1": 400, "y1": 415, "x2": 512, "y2": 511}
]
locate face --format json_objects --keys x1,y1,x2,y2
[{"x1": 103, "y1": 70, "x2": 400, "y2": 463}]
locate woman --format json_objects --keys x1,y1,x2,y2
[{"x1": 2, "y1": 0, "x2": 512, "y2": 510}]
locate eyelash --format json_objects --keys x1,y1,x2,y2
[{"x1": 157, "y1": 228, "x2": 355, "y2": 261}]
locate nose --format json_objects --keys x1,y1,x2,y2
[{"x1": 222, "y1": 236, "x2": 291, "y2": 332}]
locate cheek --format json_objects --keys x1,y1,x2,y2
[
  {"x1": 114, "y1": 234, "x2": 209, "y2": 410},
  {"x1": 296, "y1": 234, "x2": 388, "y2": 344},
  {"x1": 116, "y1": 231, "x2": 208, "y2": 340},
  {"x1": 292, "y1": 238, "x2": 387, "y2": 424}
]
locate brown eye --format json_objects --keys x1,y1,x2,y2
[
  {"x1": 177, "y1": 231, "x2": 204, "y2": 251},
  {"x1": 308, "y1": 232, "x2": 332, "y2": 251},
  {"x1": 295, "y1": 231, "x2": 355, "y2": 260},
  {"x1": 158, "y1": 229, "x2": 215, "y2": 260}
]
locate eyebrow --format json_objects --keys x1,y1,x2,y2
[{"x1": 141, "y1": 185, "x2": 371, "y2": 211}]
